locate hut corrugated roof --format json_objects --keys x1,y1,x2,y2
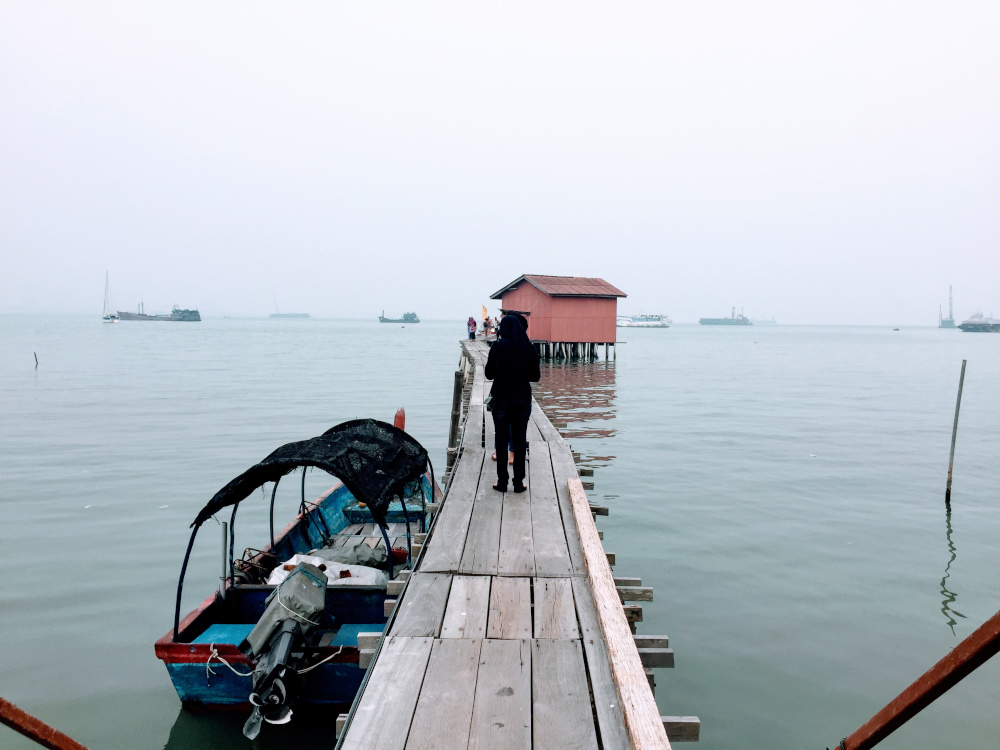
[{"x1": 490, "y1": 274, "x2": 626, "y2": 299}]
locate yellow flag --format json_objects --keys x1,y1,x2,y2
[{"x1": 482, "y1": 305, "x2": 488, "y2": 321}]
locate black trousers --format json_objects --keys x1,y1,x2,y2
[{"x1": 492, "y1": 397, "x2": 531, "y2": 488}]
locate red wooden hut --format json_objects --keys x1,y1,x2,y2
[{"x1": 489, "y1": 274, "x2": 627, "y2": 358}]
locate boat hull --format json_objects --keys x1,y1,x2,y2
[{"x1": 118, "y1": 308, "x2": 201, "y2": 321}]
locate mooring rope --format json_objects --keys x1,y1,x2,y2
[
  {"x1": 297, "y1": 646, "x2": 344, "y2": 674},
  {"x1": 206, "y1": 643, "x2": 255, "y2": 681}
]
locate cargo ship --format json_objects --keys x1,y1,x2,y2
[
  {"x1": 379, "y1": 311, "x2": 419, "y2": 323},
  {"x1": 118, "y1": 303, "x2": 201, "y2": 321},
  {"x1": 699, "y1": 307, "x2": 752, "y2": 326}
]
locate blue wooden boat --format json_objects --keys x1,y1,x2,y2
[{"x1": 154, "y1": 418, "x2": 435, "y2": 736}]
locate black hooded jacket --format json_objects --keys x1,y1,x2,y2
[{"x1": 485, "y1": 315, "x2": 540, "y2": 401}]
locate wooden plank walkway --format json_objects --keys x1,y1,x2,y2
[{"x1": 337, "y1": 339, "x2": 685, "y2": 750}]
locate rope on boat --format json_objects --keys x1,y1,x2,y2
[
  {"x1": 276, "y1": 587, "x2": 321, "y2": 627},
  {"x1": 297, "y1": 646, "x2": 344, "y2": 674},
  {"x1": 206, "y1": 643, "x2": 255, "y2": 681}
]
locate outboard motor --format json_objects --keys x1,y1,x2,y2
[{"x1": 239, "y1": 563, "x2": 327, "y2": 739}]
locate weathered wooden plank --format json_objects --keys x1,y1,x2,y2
[
  {"x1": 486, "y1": 576, "x2": 532, "y2": 639},
  {"x1": 339, "y1": 636, "x2": 433, "y2": 750},
  {"x1": 568, "y1": 478, "x2": 670, "y2": 749},
  {"x1": 419, "y1": 450, "x2": 483, "y2": 573},
  {"x1": 618, "y1": 586, "x2": 654, "y2": 602},
  {"x1": 389, "y1": 573, "x2": 452, "y2": 638},
  {"x1": 548, "y1": 443, "x2": 588, "y2": 575},
  {"x1": 533, "y1": 578, "x2": 579, "y2": 639},
  {"x1": 405, "y1": 639, "x2": 483, "y2": 750},
  {"x1": 638, "y1": 648, "x2": 675, "y2": 669},
  {"x1": 525, "y1": 417, "x2": 543, "y2": 443},
  {"x1": 469, "y1": 367, "x2": 486, "y2": 406},
  {"x1": 527, "y1": 443, "x2": 573, "y2": 577},
  {"x1": 462, "y1": 407, "x2": 484, "y2": 451},
  {"x1": 531, "y1": 639, "x2": 599, "y2": 750},
  {"x1": 614, "y1": 577, "x2": 642, "y2": 587},
  {"x1": 458, "y1": 458, "x2": 502, "y2": 575},
  {"x1": 440, "y1": 576, "x2": 491, "y2": 639},
  {"x1": 580, "y1": 636, "x2": 631, "y2": 750},
  {"x1": 468, "y1": 639, "x2": 531, "y2": 750},
  {"x1": 498, "y1": 488, "x2": 535, "y2": 577},
  {"x1": 661, "y1": 717, "x2": 700, "y2": 742},
  {"x1": 634, "y1": 635, "x2": 669, "y2": 649},
  {"x1": 484, "y1": 399, "x2": 496, "y2": 450},
  {"x1": 530, "y1": 401, "x2": 562, "y2": 442}
]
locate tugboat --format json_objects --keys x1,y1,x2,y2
[
  {"x1": 378, "y1": 311, "x2": 419, "y2": 323},
  {"x1": 699, "y1": 307, "x2": 752, "y2": 326}
]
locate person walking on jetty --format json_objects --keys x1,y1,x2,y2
[
  {"x1": 493, "y1": 313, "x2": 530, "y2": 466},
  {"x1": 485, "y1": 314, "x2": 540, "y2": 492},
  {"x1": 467, "y1": 316, "x2": 477, "y2": 340}
]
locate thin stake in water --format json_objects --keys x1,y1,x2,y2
[{"x1": 945, "y1": 359, "x2": 966, "y2": 506}]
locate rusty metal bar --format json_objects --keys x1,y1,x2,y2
[
  {"x1": 840, "y1": 606, "x2": 1000, "y2": 749},
  {"x1": 0, "y1": 697, "x2": 89, "y2": 750}
]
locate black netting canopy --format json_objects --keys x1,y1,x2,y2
[{"x1": 191, "y1": 419, "x2": 429, "y2": 529}]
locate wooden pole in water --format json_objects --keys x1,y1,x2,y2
[
  {"x1": 945, "y1": 359, "x2": 966, "y2": 505},
  {"x1": 34, "y1": 352, "x2": 38, "y2": 368},
  {"x1": 0, "y1": 697, "x2": 89, "y2": 750},
  {"x1": 836, "y1": 606, "x2": 1000, "y2": 750}
]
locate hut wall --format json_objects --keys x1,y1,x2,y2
[{"x1": 499, "y1": 285, "x2": 617, "y2": 343}]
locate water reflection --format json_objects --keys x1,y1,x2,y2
[
  {"x1": 165, "y1": 705, "x2": 343, "y2": 750},
  {"x1": 536, "y1": 361, "x2": 618, "y2": 481},
  {"x1": 939, "y1": 507, "x2": 966, "y2": 636}
]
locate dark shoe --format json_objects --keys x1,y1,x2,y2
[
  {"x1": 513, "y1": 483, "x2": 527, "y2": 493},
  {"x1": 492, "y1": 482, "x2": 507, "y2": 492}
]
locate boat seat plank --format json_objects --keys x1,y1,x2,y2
[
  {"x1": 533, "y1": 578, "x2": 579, "y2": 639},
  {"x1": 527, "y1": 443, "x2": 573, "y2": 577},
  {"x1": 531, "y1": 638, "x2": 599, "y2": 750},
  {"x1": 440, "y1": 575, "x2": 491, "y2": 639},
  {"x1": 404, "y1": 639, "x2": 483, "y2": 750},
  {"x1": 467, "y1": 639, "x2": 531, "y2": 750},
  {"x1": 338, "y1": 636, "x2": 433, "y2": 750},
  {"x1": 486, "y1": 576, "x2": 532, "y2": 640},
  {"x1": 498, "y1": 488, "x2": 535, "y2": 577},
  {"x1": 388, "y1": 573, "x2": 452, "y2": 638},
  {"x1": 458, "y1": 457, "x2": 502, "y2": 575}
]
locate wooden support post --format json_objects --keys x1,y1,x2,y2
[
  {"x1": 638, "y1": 647, "x2": 674, "y2": 668},
  {"x1": 447, "y1": 369, "x2": 463, "y2": 451},
  {"x1": 946, "y1": 359, "x2": 966, "y2": 505},
  {"x1": 615, "y1": 576, "x2": 642, "y2": 587},
  {"x1": 634, "y1": 634, "x2": 669, "y2": 648}
]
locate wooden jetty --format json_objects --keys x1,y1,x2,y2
[{"x1": 334, "y1": 339, "x2": 698, "y2": 749}]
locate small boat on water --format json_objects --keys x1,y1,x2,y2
[
  {"x1": 102, "y1": 272, "x2": 119, "y2": 323},
  {"x1": 617, "y1": 314, "x2": 670, "y2": 328},
  {"x1": 379, "y1": 311, "x2": 419, "y2": 323},
  {"x1": 155, "y1": 418, "x2": 436, "y2": 739}
]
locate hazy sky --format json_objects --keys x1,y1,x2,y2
[{"x1": 2, "y1": 2, "x2": 997, "y2": 324}]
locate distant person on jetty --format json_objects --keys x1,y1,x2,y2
[
  {"x1": 485, "y1": 314, "x2": 540, "y2": 492},
  {"x1": 467, "y1": 316, "x2": 477, "y2": 340}
]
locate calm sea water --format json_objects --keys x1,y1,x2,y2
[{"x1": 2, "y1": 316, "x2": 999, "y2": 749}]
